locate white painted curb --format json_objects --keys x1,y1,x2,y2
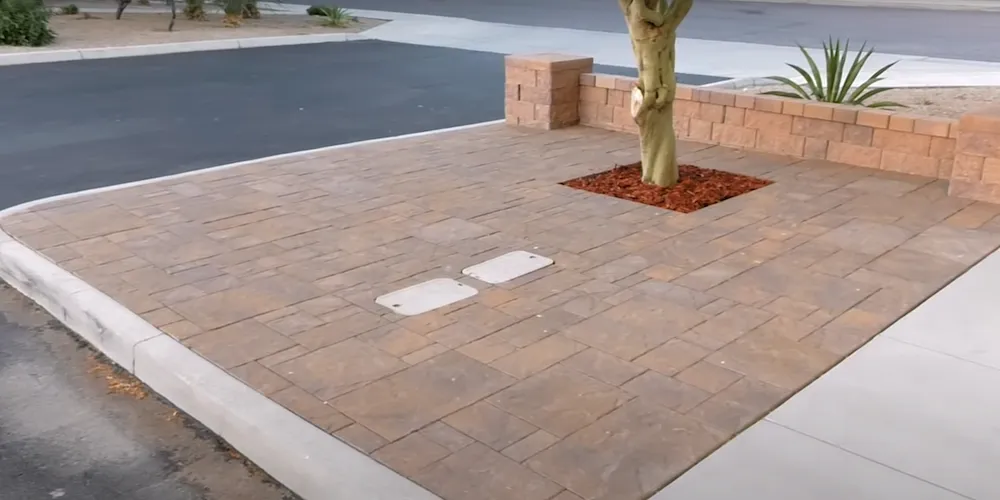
[
  {"x1": 0, "y1": 32, "x2": 369, "y2": 67},
  {"x1": 0, "y1": 120, "x2": 507, "y2": 499}
]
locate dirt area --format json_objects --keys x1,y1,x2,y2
[
  {"x1": 0, "y1": 10, "x2": 383, "y2": 53},
  {"x1": 743, "y1": 83, "x2": 1000, "y2": 119},
  {"x1": 562, "y1": 162, "x2": 772, "y2": 213}
]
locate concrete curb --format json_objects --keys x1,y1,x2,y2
[
  {"x1": 0, "y1": 120, "x2": 507, "y2": 499},
  {"x1": 0, "y1": 32, "x2": 369, "y2": 67}
]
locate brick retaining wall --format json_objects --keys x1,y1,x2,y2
[{"x1": 504, "y1": 53, "x2": 1000, "y2": 204}]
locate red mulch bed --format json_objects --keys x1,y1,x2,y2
[{"x1": 562, "y1": 162, "x2": 772, "y2": 213}]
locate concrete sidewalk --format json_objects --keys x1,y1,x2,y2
[
  {"x1": 3, "y1": 122, "x2": 1000, "y2": 499},
  {"x1": 658, "y1": 244, "x2": 1000, "y2": 499}
]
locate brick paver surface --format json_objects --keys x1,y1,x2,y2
[{"x1": 6, "y1": 124, "x2": 1000, "y2": 500}]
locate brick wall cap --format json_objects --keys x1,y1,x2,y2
[{"x1": 505, "y1": 54, "x2": 594, "y2": 71}]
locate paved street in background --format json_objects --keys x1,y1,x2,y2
[
  {"x1": 0, "y1": 40, "x2": 721, "y2": 210},
  {"x1": 340, "y1": 0, "x2": 1000, "y2": 62},
  {"x1": 0, "y1": 284, "x2": 298, "y2": 500}
]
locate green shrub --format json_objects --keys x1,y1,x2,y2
[
  {"x1": 184, "y1": 0, "x2": 205, "y2": 20},
  {"x1": 0, "y1": 0, "x2": 55, "y2": 47},
  {"x1": 59, "y1": 3, "x2": 78, "y2": 14},
  {"x1": 762, "y1": 38, "x2": 903, "y2": 109},
  {"x1": 305, "y1": 4, "x2": 329, "y2": 16},
  {"x1": 319, "y1": 6, "x2": 353, "y2": 27}
]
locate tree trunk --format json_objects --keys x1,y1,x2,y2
[
  {"x1": 115, "y1": 0, "x2": 130, "y2": 19},
  {"x1": 168, "y1": 0, "x2": 177, "y2": 31},
  {"x1": 620, "y1": 0, "x2": 692, "y2": 187}
]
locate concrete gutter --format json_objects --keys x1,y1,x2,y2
[
  {"x1": 722, "y1": 0, "x2": 1000, "y2": 12},
  {"x1": 0, "y1": 120, "x2": 506, "y2": 500}
]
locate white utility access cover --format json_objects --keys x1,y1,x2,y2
[
  {"x1": 462, "y1": 251, "x2": 554, "y2": 284},
  {"x1": 375, "y1": 278, "x2": 478, "y2": 316}
]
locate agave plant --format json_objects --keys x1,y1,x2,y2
[{"x1": 762, "y1": 38, "x2": 903, "y2": 109}]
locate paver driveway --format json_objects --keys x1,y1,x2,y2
[{"x1": 4, "y1": 124, "x2": 1000, "y2": 500}]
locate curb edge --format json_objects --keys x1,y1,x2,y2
[{"x1": 0, "y1": 32, "x2": 370, "y2": 67}]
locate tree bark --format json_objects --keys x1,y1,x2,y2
[
  {"x1": 620, "y1": 0, "x2": 692, "y2": 187},
  {"x1": 168, "y1": 0, "x2": 177, "y2": 31},
  {"x1": 115, "y1": 0, "x2": 130, "y2": 19}
]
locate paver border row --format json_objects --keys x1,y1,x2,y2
[{"x1": 0, "y1": 120, "x2": 505, "y2": 500}]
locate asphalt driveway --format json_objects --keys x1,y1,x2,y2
[{"x1": 0, "y1": 40, "x2": 720, "y2": 209}]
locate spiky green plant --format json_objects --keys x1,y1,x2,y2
[
  {"x1": 762, "y1": 38, "x2": 903, "y2": 109},
  {"x1": 318, "y1": 5, "x2": 353, "y2": 27}
]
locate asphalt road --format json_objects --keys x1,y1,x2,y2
[
  {"x1": 341, "y1": 0, "x2": 1000, "y2": 62},
  {"x1": 0, "y1": 283, "x2": 298, "y2": 500},
  {"x1": 0, "y1": 39, "x2": 721, "y2": 210}
]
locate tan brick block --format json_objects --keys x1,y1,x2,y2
[
  {"x1": 957, "y1": 131, "x2": 1000, "y2": 158},
  {"x1": 756, "y1": 129, "x2": 805, "y2": 156},
  {"x1": 873, "y1": 129, "x2": 932, "y2": 155},
  {"x1": 580, "y1": 86, "x2": 608, "y2": 104},
  {"x1": 792, "y1": 116, "x2": 844, "y2": 141},
  {"x1": 832, "y1": 107, "x2": 858, "y2": 124},
  {"x1": 540, "y1": 103, "x2": 579, "y2": 128},
  {"x1": 983, "y1": 157, "x2": 1000, "y2": 184},
  {"x1": 753, "y1": 95, "x2": 784, "y2": 113},
  {"x1": 843, "y1": 124, "x2": 874, "y2": 146},
  {"x1": 888, "y1": 114, "x2": 916, "y2": 132},
  {"x1": 913, "y1": 117, "x2": 953, "y2": 138},
  {"x1": 505, "y1": 84, "x2": 520, "y2": 101},
  {"x1": 724, "y1": 107, "x2": 746, "y2": 126},
  {"x1": 688, "y1": 118, "x2": 713, "y2": 142},
  {"x1": 879, "y1": 151, "x2": 938, "y2": 177},
  {"x1": 674, "y1": 115, "x2": 691, "y2": 137},
  {"x1": 803, "y1": 102, "x2": 837, "y2": 120},
  {"x1": 745, "y1": 110, "x2": 793, "y2": 133},
  {"x1": 505, "y1": 99, "x2": 534, "y2": 125},
  {"x1": 608, "y1": 89, "x2": 626, "y2": 107},
  {"x1": 674, "y1": 100, "x2": 700, "y2": 118},
  {"x1": 578, "y1": 102, "x2": 599, "y2": 124},
  {"x1": 950, "y1": 154, "x2": 985, "y2": 182},
  {"x1": 782, "y1": 100, "x2": 805, "y2": 116},
  {"x1": 938, "y1": 159, "x2": 953, "y2": 179},
  {"x1": 856, "y1": 109, "x2": 892, "y2": 129},
  {"x1": 615, "y1": 77, "x2": 637, "y2": 91},
  {"x1": 734, "y1": 94, "x2": 755, "y2": 109},
  {"x1": 597, "y1": 103, "x2": 615, "y2": 124},
  {"x1": 950, "y1": 125, "x2": 960, "y2": 138},
  {"x1": 612, "y1": 105, "x2": 636, "y2": 130},
  {"x1": 520, "y1": 86, "x2": 562, "y2": 105},
  {"x1": 694, "y1": 89, "x2": 713, "y2": 103},
  {"x1": 709, "y1": 91, "x2": 737, "y2": 107},
  {"x1": 594, "y1": 73, "x2": 617, "y2": 89},
  {"x1": 699, "y1": 103, "x2": 725, "y2": 123},
  {"x1": 958, "y1": 107, "x2": 1000, "y2": 135},
  {"x1": 579, "y1": 73, "x2": 596, "y2": 86},
  {"x1": 505, "y1": 53, "x2": 593, "y2": 72},
  {"x1": 537, "y1": 69, "x2": 585, "y2": 89},
  {"x1": 506, "y1": 67, "x2": 538, "y2": 87},
  {"x1": 712, "y1": 123, "x2": 757, "y2": 149},
  {"x1": 929, "y1": 137, "x2": 956, "y2": 159},
  {"x1": 827, "y1": 141, "x2": 881, "y2": 169},
  {"x1": 804, "y1": 137, "x2": 829, "y2": 159},
  {"x1": 676, "y1": 85, "x2": 695, "y2": 101},
  {"x1": 948, "y1": 179, "x2": 1000, "y2": 203}
]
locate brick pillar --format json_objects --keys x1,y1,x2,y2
[
  {"x1": 504, "y1": 54, "x2": 594, "y2": 129},
  {"x1": 949, "y1": 107, "x2": 1000, "y2": 203}
]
